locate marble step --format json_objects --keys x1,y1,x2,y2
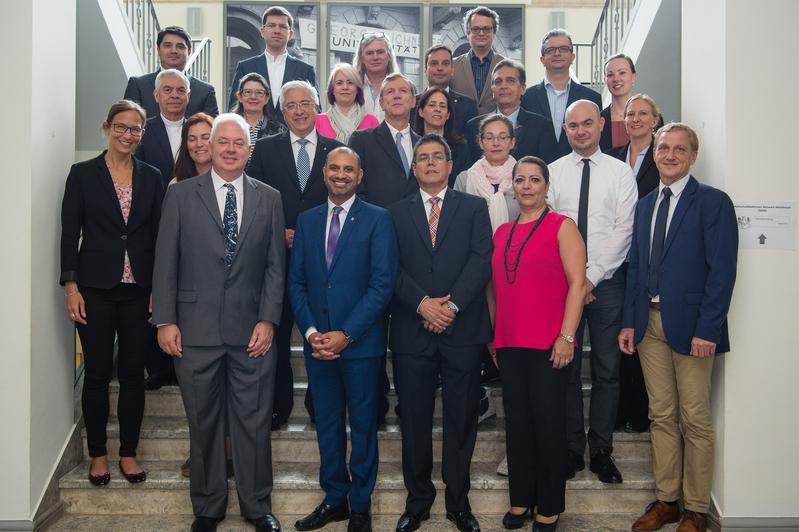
[
  {"x1": 48, "y1": 512, "x2": 669, "y2": 531},
  {"x1": 59, "y1": 460, "x2": 655, "y2": 517},
  {"x1": 83, "y1": 416, "x2": 652, "y2": 463}
]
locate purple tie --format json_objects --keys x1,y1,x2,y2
[{"x1": 326, "y1": 206, "x2": 343, "y2": 269}]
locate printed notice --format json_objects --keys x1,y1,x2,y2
[{"x1": 734, "y1": 201, "x2": 796, "y2": 250}]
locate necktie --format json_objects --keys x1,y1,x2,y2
[
  {"x1": 326, "y1": 206, "x2": 343, "y2": 269},
  {"x1": 297, "y1": 138, "x2": 311, "y2": 191},
  {"x1": 396, "y1": 131, "x2": 410, "y2": 177},
  {"x1": 222, "y1": 183, "x2": 238, "y2": 267},
  {"x1": 648, "y1": 187, "x2": 673, "y2": 297},
  {"x1": 428, "y1": 197, "x2": 441, "y2": 247},
  {"x1": 577, "y1": 158, "x2": 591, "y2": 248}
]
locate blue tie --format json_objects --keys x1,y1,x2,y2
[
  {"x1": 223, "y1": 183, "x2": 238, "y2": 267},
  {"x1": 395, "y1": 131, "x2": 410, "y2": 177},
  {"x1": 297, "y1": 138, "x2": 311, "y2": 191},
  {"x1": 648, "y1": 187, "x2": 672, "y2": 297}
]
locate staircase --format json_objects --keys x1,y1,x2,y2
[{"x1": 47, "y1": 344, "x2": 664, "y2": 531}]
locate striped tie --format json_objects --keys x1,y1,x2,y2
[
  {"x1": 296, "y1": 138, "x2": 311, "y2": 191},
  {"x1": 428, "y1": 197, "x2": 441, "y2": 247}
]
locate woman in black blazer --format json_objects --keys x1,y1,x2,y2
[{"x1": 60, "y1": 100, "x2": 164, "y2": 486}]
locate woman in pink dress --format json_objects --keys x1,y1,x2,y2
[
  {"x1": 316, "y1": 63, "x2": 379, "y2": 144},
  {"x1": 489, "y1": 156, "x2": 586, "y2": 531}
]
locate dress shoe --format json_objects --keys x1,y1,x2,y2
[
  {"x1": 144, "y1": 372, "x2": 177, "y2": 390},
  {"x1": 190, "y1": 516, "x2": 221, "y2": 532},
  {"x1": 248, "y1": 514, "x2": 282, "y2": 532},
  {"x1": 295, "y1": 502, "x2": 350, "y2": 530},
  {"x1": 348, "y1": 512, "x2": 372, "y2": 532},
  {"x1": 395, "y1": 511, "x2": 430, "y2": 532},
  {"x1": 624, "y1": 420, "x2": 651, "y2": 433},
  {"x1": 271, "y1": 413, "x2": 288, "y2": 431},
  {"x1": 180, "y1": 457, "x2": 191, "y2": 477},
  {"x1": 631, "y1": 500, "x2": 681, "y2": 531},
  {"x1": 676, "y1": 510, "x2": 707, "y2": 532},
  {"x1": 566, "y1": 450, "x2": 585, "y2": 480},
  {"x1": 589, "y1": 449, "x2": 622, "y2": 483},
  {"x1": 501, "y1": 508, "x2": 529, "y2": 529},
  {"x1": 532, "y1": 516, "x2": 559, "y2": 531},
  {"x1": 118, "y1": 461, "x2": 146, "y2": 483},
  {"x1": 88, "y1": 471, "x2": 110, "y2": 486},
  {"x1": 446, "y1": 510, "x2": 481, "y2": 532}
]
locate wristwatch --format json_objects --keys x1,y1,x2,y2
[
  {"x1": 342, "y1": 330, "x2": 353, "y2": 344},
  {"x1": 446, "y1": 301, "x2": 459, "y2": 314},
  {"x1": 559, "y1": 333, "x2": 575, "y2": 344}
]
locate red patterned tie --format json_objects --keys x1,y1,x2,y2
[{"x1": 428, "y1": 197, "x2": 441, "y2": 247}]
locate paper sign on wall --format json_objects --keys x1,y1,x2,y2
[{"x1": 734, "y1": 201, "x2": 796, "y2": 250}]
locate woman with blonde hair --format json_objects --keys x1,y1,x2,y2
[{"x1": 316, "y1": 63, "x2": 379, "y2": 143}]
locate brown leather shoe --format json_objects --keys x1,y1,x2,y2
[
  {"x1": 676, "y1": 510, "x2": 706, "y2": 532},
  {"x1": 632, "y1": 500, "x2": 681, "y2": 531}
]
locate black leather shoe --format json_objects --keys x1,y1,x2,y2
[
  {"x1": 532, "y1": 515, "x2": 559, "y2": 531},
  {"x1": 248, "y1": 514, "x2": 282, "y2": 532},
  {"x1": 590, "y1": 449, "x2": 623, "y2": 483},
  {"x1": 271, "y1": 413, "x2": 288, "y2": 431},
  {"x1": 348, "y1": 512, "x2": 372, "y2": 532},
  {"x1": 144, "y1": 372, "x2": 177, "y2": 390},
  {"x1": 190, "y1": 516, "x2": 221, "y2": 532},
  {"x1": 446, "y1": 510, "x2": 481, "y2": 532},
  {"x1": 395, "y1": 511, "x2": 430, "y2": 532},
  {"x1": 566, "y1": 450, "x2": 585, "y2": 479},
  {"x1": 501, "y1": 508, "x2": 529, "y2": 529},
  {"x1": 295, "y1": 502, "x2": 349, "y2": 530}
]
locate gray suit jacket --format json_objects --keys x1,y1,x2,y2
[
  {"x1": 450, "y1": 51, "x2": 505, "y2": 115},
  {"x1": 152, "y1": 171, "x2": 286, "y2": 346}
]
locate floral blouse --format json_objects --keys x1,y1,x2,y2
[{"x1": 114, "y1": 182, "x2": 136, "y2": 284}]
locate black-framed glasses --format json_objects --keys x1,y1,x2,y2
[
  {"x1": 543, "y1": 46, "x2": 573, "y2": 55},
  {"x1": 112, "y1": 123, "x2": 144, "y2": 137},
  {"x1": 469, "y1": 25, "x2": 494, "y2": 35}
]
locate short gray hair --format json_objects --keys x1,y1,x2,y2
[
  {"x1": 540, "y1": 28, "x2": 573, "y2": 56},
  {"x1": 210, "y1": 113, "x2": 251, "y2": 146},
  {"x1": 155, "y1": 68, "x2": 190, "y2": 92},
  {"x1": 280, "y1": 80, "x2": 319, "y2": 107},
  {"x1": 379, "y1": 72, "x2": 415, "y2": 99}
]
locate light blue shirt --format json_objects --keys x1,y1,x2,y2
[
  {"x1": 498, "y1": 107, "x2": 520, "y2": 126},
  {"x1": 544, "y1": 76, "x2": 571, "y2": 140},
  {"x1": 626, "y1": 144, "x2": 651, "y2": 178}
]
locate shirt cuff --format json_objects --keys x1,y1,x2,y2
[
  {"x1": 305, "y1": 326, "x2": 319, "y2": 341},
  {"x1": 156, "y1": 323, "x2": 173, "y2": 328},
  {"x1": 416, "y1": 296, "x2": 429, "y2": 314}
]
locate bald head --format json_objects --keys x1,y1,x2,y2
[{"x1": 563, "y1": 99, "x2": 605, "y2": 156}]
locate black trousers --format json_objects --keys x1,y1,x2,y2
[
  {"x1": 616, "y1": 352, "x2": 650, "y2": 428},
  {"x1": 273, "y1": 289, "x2": 296, "y2": 422},
  {"x1": 77, "y1": 284, "x2": 150, "y2": 457},
  {"x1": 497, "y1": 347, "x2": 567, "y2": 516},
  {"x1": 394, "y1": 342, "x2": 482, "y2": 514}
]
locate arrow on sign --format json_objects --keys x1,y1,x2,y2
[{"x1": 758, "y1": 234, "x2": 767, "y2": 244}]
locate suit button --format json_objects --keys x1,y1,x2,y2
[
  {"x1": 120, "y1": 235, "x2": 127, "y2": 240},
  {"x1": 219, "y1": 258, "x2": 225, "y2": 264},
  {"x1": 327, "y1": 283, "x2": 332, "y2": 289}
]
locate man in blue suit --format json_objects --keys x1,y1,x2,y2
[
  {"x1": 619, "y1": 123, "x2": 738, "y2": 532},
  {"x1": 289, "y1": 147, "x2": 398, "y2": 532}
]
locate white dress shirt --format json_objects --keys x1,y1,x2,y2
[
  {"x1": 162, "y1": 114, "x2": 185, "y2": 160},
  {"x1": 385, "y1": 122, "x2": 412, "y2": 170},
  {"x1": 548, "y1": 149, "x2": 637, "y2": 287},
  {"x1": 265, "y1": 51, "x2": 288, "y2": 106},
  {"x1": 648, "y1": 174, "x2": 690, "y2": 302},
  {"x1": 363, "y1": 77, "x2": 385, "y2": 122},
  {"x1": 290, "y1": 129, "x2": 318, "y2": 172},
  {"x1": 211, "y1": 169, "x2": 244, "y2": 229}
]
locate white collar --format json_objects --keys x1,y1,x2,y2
[
  {"x1": 211, "y1": 168, "x2": 244, "y2": 191},
  {"x1": 569, "y1": 148, "x2": 602, "y2": 165},
  {"x1": 289, "y1": 129, "x2": 318, "y2": 146},
  {"x1": 386, "y1": 122, "x2": 411, "y2": 138},
  {"x1": 161, "y1": 114, "x2": 185, "y2": 127},
  {"x1": 328, "y1": 194, "x2": 357, "y2": 214},
  {"x1": 419, "y1": 187, "x2": 447, "y2": 204},
  {"x1": 658, "y1": 174, "x2": 690, "y2": 198}
]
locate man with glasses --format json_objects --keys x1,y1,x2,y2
[
  {"x1": 521, "y1": 29, "x2": 602, "y2": 158},
  {"x1": 450, "y1": 6, "x2": 505, "y2": 115},
  {"x1": 124, "y1": 26, "x2": 219, "y2": 119},
  {"x1": 353, "y1": 33, "x2": 400, "y2": 122},
  {"x1": 247, "y1": 80, "x2": 345, "y2": 430},
  {"x1": 227, "y1": 6, "x2": 317, "y2": 121}
]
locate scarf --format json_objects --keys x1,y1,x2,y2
[
  {"x1": 464, "y1": 156, "x2": 517, "y2": 233},
  {"x1": 326, "y1": 104, "x2": 366, "y2": 144}
]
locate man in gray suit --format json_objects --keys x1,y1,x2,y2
[{"x1": 153, "y1": 113, "x2": 286, "y2": 532}]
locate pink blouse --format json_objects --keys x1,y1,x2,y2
[
  {"x1": 315, "y1": 112, "x2": 379, "y2": 140},
  {"x1": 114, "y1": 182, "x2": 136, "y2": 284}
]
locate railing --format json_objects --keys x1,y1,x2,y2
[
  {"x1": 187, "y1": 38, "x2": 213, "y2": 83},
  {"x1": 121, "y1": 0, "x2": 160, "y2": 73},
  {"x1": 573, "y1": 0, "x2": 638, "y2": 92}
]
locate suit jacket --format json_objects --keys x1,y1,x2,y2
[
  {"x1": 608, "y1": 142, "x2": 661, "y2": 199},
  {"x1": 349, "y1": 123, "x2": 421, "y2": 208},
  {"x1": 152, "y1": 172, "x2": 286, "y2": 346},
  {"x1": 289, "y1": 198, "x2": 398, "y2": 358},
  {"x1": 600, "y1": 105, "x2": 665, "y2": 152},
  {"x1": 60, "y1": 153, "x2": 164, "y2": 289},
  {"x1": 521, "y1": 80, "x2": 603, "y2": 158},
  {"x1": 227, "y1": 53, "x2": 318, "y2": 119},
  {"x1": 135, "y1": 115, "x2": 177, "y2": 187},
  {"x1": 450, "y1": 52, "x2": 505, "y2": 115},
  {"x1": 464, "y1": 107, "x2": 558, "y2": 166},
  {"x1": 388, "y1": 188, "x2": 493, "y2": 354},
  {"x1": 123, "y1": 71, "x2": 219, "y2": 119},
  {"x1": 622, "y1": 176, "x2": 738, "y2": 354},
  {"x1": 247, "y1": 131, "x2": 344, "y2": 229}
]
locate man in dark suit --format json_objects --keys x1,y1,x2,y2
[
  {"x1": 520, "y1": 29, "x2": 602, "y2": 158},
  {"x1": 289, "y1": 147, "x2": 398, "y2": 532},
  {"x1": 124, "y1": 26, "x2": 218, "y2": 119},
  {"x1": 227, "y1": 6, "x2": 317, "y2": 118},
  {"x1": 153, "y1": 113, "x2": 285, "y2": 532},
  {"x1": 390, "y1": 134, "x2": 493, "y2": 532},
  {"x1": 620, "y1": 123, "x2": 738, "y2": 532},
  {"x1": 422, "y1": 44, "x2": 478, "y2": 138},
  {"x1": 464, "y1": 59, "x2": 557, "y2": 165},
  {"x1": 248, "y1": 80, "x2": 344, "y2": 429}
]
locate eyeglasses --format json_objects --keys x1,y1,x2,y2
[
  {"x1": 543, "y1": 46, "x2": 573, "y2": 55},
  {"x1": 469, "y1": 26, "x2": 494, "y2": 35},
  {"x1": 263, "y1": 22, "x2": 290, "y2": 31},
  {"x1": 283, "y1": 101, "x2": 316, "y2": 112},
  {"x1": 481, "y1": 133, "x2": 512, "y2": 142},
  {"x1": 240, "y1": 89, "x2": 268, "y2": 97},
  {"x1": 112, "y1": 123, "x2": 145, "y2": 137},
  {"x1": 360, "y1": 31, "x2": 387, "y2": 41},
  {"x1": 415, "y1": 153, "x2": 448, "y2": 163}
]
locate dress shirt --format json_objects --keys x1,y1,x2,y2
[
  {"x1": 290, "y1": 129, "x2": 318, "y2": 172},
  {"x1": 626, "y1": 144, "x2": 651, "y2": 178},
  {"x1": 544, "y1": 76, "x2": 571, "y2": 140},
  {"x1": 548, "y1": 149, "x2": 637, "y2": 287},
  {"x1": 211, "y1": 168, "x2": 244, "y2": 229},
  {"x1": 162, "y1": 114, "x2": 185, "y2": 160},
  {"x1": 362, "y1": 77, "x2": 385, "y2": 122},
  {"x1": 497, "y1": 106, "x2": 520, "y2": 126},
  {"x1": 469, "y1": 49, "x2": 494, "y2": 100},
  {"x1": 416, "y1": 186, "x2": 458, "y2": 312},
  {"x1": 648, "y1": 174, "x2": 689, "y2": 303},
  {"x1": 385, "y1": 122, "x2": 413, "y2": 169},
  {"x1": 265, "y1": 51, "x2": 288, "y2": 106}
]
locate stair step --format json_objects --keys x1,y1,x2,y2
[
  {"x1": 84, "y1": 416, "x2": 652, "y2": 463},
  {"x1": 59, "y1": 460, "x2": 654, "y2": 517}
]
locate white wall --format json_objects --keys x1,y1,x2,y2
[{"x1": 683, "y1": 0, "x2": 799, "y2": 522}]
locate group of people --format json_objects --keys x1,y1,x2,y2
[{"x1": 60, "y1": 6, "x2": 739, "y2": 532}]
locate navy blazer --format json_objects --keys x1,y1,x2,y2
[
  {"x1": 622, "y1": 176, "x2": 738, "y2": 354},
  {"x1": 227, "y1": 53, "x2": 318, "y2": 119},
  {"x1": 289, "y1": 198, "x2": 398, "y2": 358},
  {"x1": 608, "y1": 142, "x2": 660, "y2": 199},
  {"x1": 520, "y1": 80, "x2": 603, "y2": 158},
  {"x1": 464, "y1": 107, "x2": 558, "y2": 166},
  {"x1": 135, "y1": 115, "x2": 177, "y2": 187},
  {"x1": 123, "y1": 71, "x2": 219, "y2": 119}
]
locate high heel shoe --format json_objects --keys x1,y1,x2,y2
[
  {"x1": 118, "y1": 461, "x2": 147, "y2": 483},
  {"x1": 88, "y1": 470, "x2": 111, "y2": 486},
  {"x1": 532, "y1": 515, "x2": 559, "y2": 531}
]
